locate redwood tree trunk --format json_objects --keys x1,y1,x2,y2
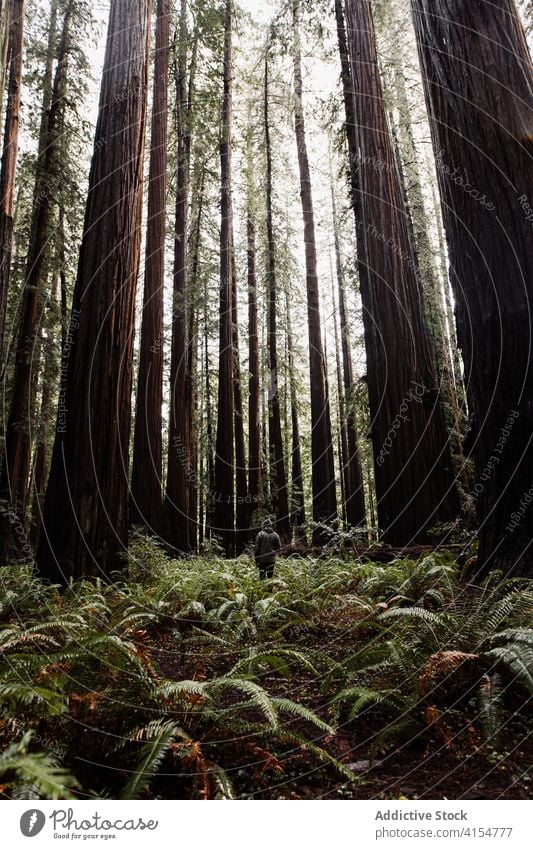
[
  {"x1": 0, "y1": 0, "x2": 23, "y2": 376},
  {"x1": 232, "y1": 243, "x2": 248, "y2": 552},
  {"x1": 332, "y1": 184, "x2": 366, "y2": 527},
  {"x1": 213, "y1": 0, "x2": 235, "y2": 556},
  {"x1": 411, "y1": 0, "x2": 533, "y2": 576},
  {"x1": 284, "y1": 280, "x2": 306, "y2": 540},
  {"x1": 292, "y1": 0, "x2": 337, "y2": 539},
  {"x1": 342, "y1": 0, "x2": 459, "y2": 544},
  {"x1": 131, "y1": 0, "x2": 169, "y2": 533},
  {"x1": 30, "y1": 275, "x2": 60, "y2": 546},
  {"x1": 264, "y1": 50, "x2": 289, "y2": 540},
  {"x1": 166, "y1": 0, "x2": 193, "y2": 552},
  {"x1": 37, "y1": 0, "x2": 151, "y2": 581},
  {"x1": 247, "y1": 204, "x2": 262, "y2": 527}
]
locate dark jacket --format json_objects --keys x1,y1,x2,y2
[{"x1": 254, "y1": 529, "x2": 281, "y2": 565}]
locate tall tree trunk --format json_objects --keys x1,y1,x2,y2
[
  {"x1": 264, "y1": 49, "x2": 290, "y2": 540},
  {"x1": 204, "y1": 270, "x2": 215, "y2": 536},
  {"x1": 335, "y1": 0, "x2": 362, "y2": 222},
  {"x1": 331, "y1": 183, "x2": 366, "y2": 527},
  {"x1": 186, "y1": 159, "x2": 205, "y2": 552},
  {"x1": 261, "y1": 318, "x2": 270, "y2": 509},
  {"x1": 166, "y1": 0, "x2": 192, "y2": 552},
  {"x1": 411, "y1": 0, "x2": 533, "y2": 576},
  {"x1": 0, "y1": 0, "x2": 23, "y2": 376},
  {"x1": 29, "y1": 275, "x2": 60, "y2": 546},
  {"x1": 387, "y1": 67, "x2": 473, "y2": 519},
  {"x1": 0, "y1": 0, "x2": 12, "y2": 119},
  {"x1": 292, "y1": 0, "x2": 337, "y2": 540},
  {"x1": 213, "y1": 0, "x2": 235, "y2": 556},
  {"x1": 284, "y1": 275, "x2": 306, "y2": 540},
  {"x1": 37, "y1": 0, "x2": 151, "y2": 581},
  {"x1": 0, "y1": 0, "x2": 70, "y2": 561},
  {"x1": 331, "y1": 277, "x2": 349, "y2": 527},
  {"x1": 342, "y1": 0, "x2": 459, "y2": 544},
  {"x1": 131, "y1": 0, "x2": 169, "y2": 533},
  {"x1": 247, "y1": 193, "x2": 261, "y2": 529},
  {"x1": 231, "y1": 243, "x2": 248, "y2": 552}
]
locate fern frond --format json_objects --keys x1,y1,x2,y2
[
  {"x1": 229, "y1": 649, "x2": 317, "y2": 679},
  {"x1": 485, "y1": 645, "x2": 533, "y2": 694},
  {"x1": 120, "y1": 720, "x2": 188, "y2": 799},
  {"x1": 272, "y1": 698, "x2": 333, "y2": 733},
  {"x1": 207, "y1": 678, "x2": 278, "y2": 726}
]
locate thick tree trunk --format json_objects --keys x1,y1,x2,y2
[
  {"x1": 387, "y1": 72, "x2": 473, "y2": 520},
  {"x1": 292, "y1": 0, "x2": 337, "y2": 540},
  {"x1": 131, "y1": 0, "x2": 169, "y2": 534},
  {"x1": 264, "y1": 51, "x2": 290, "y2": 540},
  {"x1": 331, "y1": 184, "x2": 366, "y2": 527},
  {"x1": 213, "y1": 0, "x2": 235, "y2": 557},
  {"x1": 411, "y1": 0, "x2": 533, "y2": 576},
  {"x1": 0, "y1": 0, "x2": 23, "y2": 376},
  {"x1": 37, "y1": 0, "x2": 151, "y2": 581},
  {"x1": 166, "y1": 0, "x2": 193, "y2": 552},
  {"x1": 0, "y1": 0, "x2": 12, "y2": 118},
  {"x1": 342, "y1": 0, "x2": 460, "y2": 544},
  {"x1": 0, "y1": 1, "x2": 70, "y2": 561}
]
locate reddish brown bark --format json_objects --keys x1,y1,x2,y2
[
  {"x1": 166, "y1": 0, "x2": 193, "y2": 552},
  {"x1": 411, "y1": 0, "x2": 533, "y2": 575},
  {"x1": 247, "y1": 207, "x2": 262, "y2": 526},
  {"x1": 232, "y1": 242, "x2": 248, "y2": 552},
  {"x1": 331, "y1": 185, "x2": 366, "y2": 527},
  {"x1": 264, "y1": 50, "x2": 290, "y2": 540},
  {"x1": 213, "y1": 0, "x2": 235, "y2": 556},
  {"x1": 283, "y1": 281, "x2": 306, "y2": 539},
  {"x1": 292, "y1": 0, "x2": 337, "y2": 539},
  {"x1": 37, "y1": 0, "x2": 152, "y2": 581},
  {"x1": 131, "y1": 0, "x2": 170, "y2": 533},
  {"x1": 0, "y1": 0, "x2": 23, "y2": 375},
  {"x1": 342, "y1": 0, "x2": 459, "y2": 544}
]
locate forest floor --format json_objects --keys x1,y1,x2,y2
[
  {"x1": 0, "y1": 543, "x2": 531, "y2": 800},
  {"x1": 150, "y1": 610, "x2": 532, "y2": 800}
]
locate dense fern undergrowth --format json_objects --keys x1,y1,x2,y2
[{"x1": 0, "y1": 538, "x2": 531, "y2": 800}]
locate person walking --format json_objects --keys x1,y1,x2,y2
[{"x1": 254, "y1": 517, "x2": 281, "y2": 580}]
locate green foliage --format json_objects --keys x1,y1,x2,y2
[{"x1": 0, "y1": 545, "x2": 531, "y2": 798}]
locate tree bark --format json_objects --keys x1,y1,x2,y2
[
  {"x1": 166, "y1": 0, "x2": 193, "y2": 552},
  {"x1": 29, "y1": 275, "x2": 60, "y2": 547},
  {"x1": 331, "y1": 183, "x2": 366, "y2": 527},
  {"x1": 37, "y1": 0, "x2": 151, "y2": 581},
  {"x1": 342, "y1": 0, "x2": 460, "y2": 544},
  {"x1": 411, "y1": 0, "x2": 533, "y2": 576},
  {"x1": 284, "y1": 270, "x2": 306, "y2": 540},
  {"x1": 247, "y1": 199, "x2": 262, "y2": 528},
  {"x1": 292, "y1": 0, "x2": 337, "y2": 540},
  {"x1": 213, "y1": 0, "x2": 235, "y2": 556},
  {"x1": 231, "y1": 241, "x2": 248, "y2": 552},
  {"x1": 131, "y1": 0, "x2": 170, "y2": 534},
  {"x1": 264, "y1": 49, "x2": 290, "y2": 540},
  {"x1": 0, "y1": 0, "x2": 23, "y2": 376}
]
